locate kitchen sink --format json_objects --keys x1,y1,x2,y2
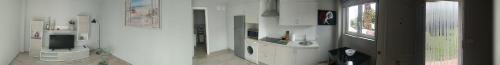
[{"x1": 298, "y1": 41, "x2": 313, "y2": 46}]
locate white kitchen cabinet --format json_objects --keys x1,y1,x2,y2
[
  {"x1": 279, "y1": 0, "x2": 318, "y2": 25},
  {"x1": 231, "y1": 1, "x2": 259, "y2": 23},
  {"x1": 275, "y1": 47, "x2": 320, "y2": 65},
  {"x1": 258, "y1": 42, "x2": 319, "y2": 65},
  {"x1": 258, "y1": 42, "x2": 276, "y2": 65},
  {"x1": 257, "y1": 40, "x2": 320, "y2": 65},
  {"x1": 294, "y1": 48, "x2": 320, "y2": 65},
  {"x1": 245, "y1": 12, "x2": 259, "y2": 23},
  {"x1": 275, "y1": 46, "x2": 295, "y2": 65},
  {"x1": 245, "y1": 3, "x2": 260, "y2": 23}
]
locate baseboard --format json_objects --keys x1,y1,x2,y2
[
  {"x1": 107, "y1": 53, "x2": 133, "y2": 65},
  {"x1": 8, "y1": 52, "x2": 21, "y2": 65}
]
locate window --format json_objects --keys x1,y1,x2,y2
[
  {"x1": 347, "y1": 6, "x2": 359, "y2": 33},
  {"x1": 345, "y1": 3, "x2": 377, "y2": 38},
  {"x1": 425, "y1": 1, "x2": 460, "y2": 65}
]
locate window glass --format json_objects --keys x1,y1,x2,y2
[
  {"x1": 348, "y1": 6, "x2": 359, "y2": 33},
  {"x1": 425, "y1": 1, "x2": 460, "y2": 65},
  {"x1": 345, "y1": 3, "x2": 376, "y2": 39},
  {"x1": 361, "y1": 3, "x2": 376, "y2": 36}
]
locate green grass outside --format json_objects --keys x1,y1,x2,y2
[{"x1": 425, "y1": 29, "x2": 460, "y2": 61}]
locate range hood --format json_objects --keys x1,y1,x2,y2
[{"x1": 261, "y1": 0, "x2": 279, "y2": 17}]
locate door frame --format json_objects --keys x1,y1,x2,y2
[{"x1": 193, "y1": 7, "x2": 210, "y2": 55}]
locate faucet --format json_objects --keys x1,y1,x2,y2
[{"x1": 303, "y1": 34, "x2": 307, "y2": 41}]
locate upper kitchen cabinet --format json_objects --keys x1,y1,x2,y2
[
  {"x1": 279, "y1": 0, "x2": 318, "y2": 25},
  {"x1": 230, "y1": 0, "x2": 260, "y2": 23},
  {"x1": 245, "y1": 3, "x2": 260, "y2": 23}
]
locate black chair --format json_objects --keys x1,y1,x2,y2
[{"x1": 328, "y1": 47, "x2": 370, "y2": 65}]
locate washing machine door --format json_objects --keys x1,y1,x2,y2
[{"x1": 247, "y1": 46, "x2": 254, "y2": 55}]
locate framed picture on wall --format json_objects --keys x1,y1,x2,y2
[
  {"x1": 318, "y1": 10, "x2": 337, "y2": 25},
  {"x1": 125, "y1": 0, "x2": 161, "y2": 28}
]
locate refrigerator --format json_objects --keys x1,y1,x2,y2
[{"x1": 234, "y1": 15, "x2": 245, "y2": 58}]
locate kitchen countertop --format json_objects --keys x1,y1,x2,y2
[
  {"x1": 247, "y1": 38, "x2": 319, "y2": 49},
  {"x1": 286, "y1": 41, "x2": 319, "y2": 48}
]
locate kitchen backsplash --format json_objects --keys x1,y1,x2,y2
[{"x1": 259, "y1": 16, "x2": 316, "y2": 41}]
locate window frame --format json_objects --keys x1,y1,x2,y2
[
  {"x1": 345, "y1": 5, "x2": 361, "y2": 35},
  {"x1": 343, "y1": 2, "x2": 377, "y2": 40}
]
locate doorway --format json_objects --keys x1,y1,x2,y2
[
  {"x1": 193, "y1": 8, "x2": 208, "y2": 58},
  {"x1": 425, "y1": 1, "x2": 461, "y2": 65}
]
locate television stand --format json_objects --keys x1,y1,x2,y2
[
  {"x1": 51, "y1": 49, "x2": 72, "y2": 51},
  {"x1": 40, "y1": 48, "x2": 89, "y2": 61},
  {"x1": 50, "y1": 48, "x2": 74, "y2": 50}
]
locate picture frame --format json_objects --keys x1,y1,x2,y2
[
  {"x1": 318, "y1": 10, "x2": 337, "y2": 25},
  {"x1": 125, "y1": 0, "x2": 161, "y2": 28}
]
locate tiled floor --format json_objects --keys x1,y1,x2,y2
[
  {"x1": 10, "y1": 47, "x2": 328, "y2": 65},
  {"x1": 192, "y1": 44, "x2": 329, "y2": 65},
  {"x1": 193, "y1": 43, "x2": 207, "y2": 59},
  {"x1": 9, "y1": 50, "x2": 131, "y2": 65},
  {"x1": 193, "y1": 48, "x2": 258, "y2": 65}
]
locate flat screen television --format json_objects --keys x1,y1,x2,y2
[{"x1": 49, "y1": 35, "x2": 75, "y2": 50}]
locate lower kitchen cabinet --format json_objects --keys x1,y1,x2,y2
[
  {"x1": 258, "y1": 42, "x2": 275, "y2": 65},
  {"x1": 258, "y1": 42, "x2": 320, "y2": 65},
  {"x1": 275, "y1": 46, "x2": 295, "y2": 65},
  {"x1": 294, "y1": 48, "x2": 320, "y2": 65}
]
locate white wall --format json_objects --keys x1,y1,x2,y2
[
  {"x1": 99, "y1": 0, "x2": 193, "y2": 65},
  {"x1": 338, "y1": 1, "x2": 377, "y2": 64},
  {"x1": 462, "y1": 0, "x2": 494, "y2": 64},
  {"x1": 227, "y1": 0, "x2": 333, "y2": 54},
  {"x1": 493, "y1": 0, "x2": 500, "y2": 65},
  {"x1": 193, "y1": 0, "x2": 230, "y2": 53},
  {"x1": 315, "y1": 0, "x2": 338, "y2": 61},
  {"x1": 23, "y1": 0, "x2": 101, "y2": 51},
  {"x1": 337, "y1": 0, "x2": 424, "y2": 65},
  {"x1": 258, "y1": 0, "x2": 317, "y2": 40},
  {"x1": 259, "y1": 0, "x2": 317, "y2": 41},
  {"x1": 375, "y1": 0, "x2": 424, "y2": 65},
  {"x1": 19, "y1": 0, "x2": 27, "y2": 52},
  {"x1": 261, "y1": 20, "x2": 317, "y2": 41},
  {"x1": 0, "y1": 0, "x2": 22, "y2": 64},
  {"x1": 255, "y1": 1, "x2": 329, "y2": 63},
  {"x1": 227, "y1": 0, "x2": 331, "y2": 61}
]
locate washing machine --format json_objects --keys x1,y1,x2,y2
[{"x1": 245, "y1": 40, "x2": 259, "y2": 64}]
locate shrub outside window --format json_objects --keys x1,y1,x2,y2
[{"x1": 346, "y1": 3, "x2": 377, "y2": 39}]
